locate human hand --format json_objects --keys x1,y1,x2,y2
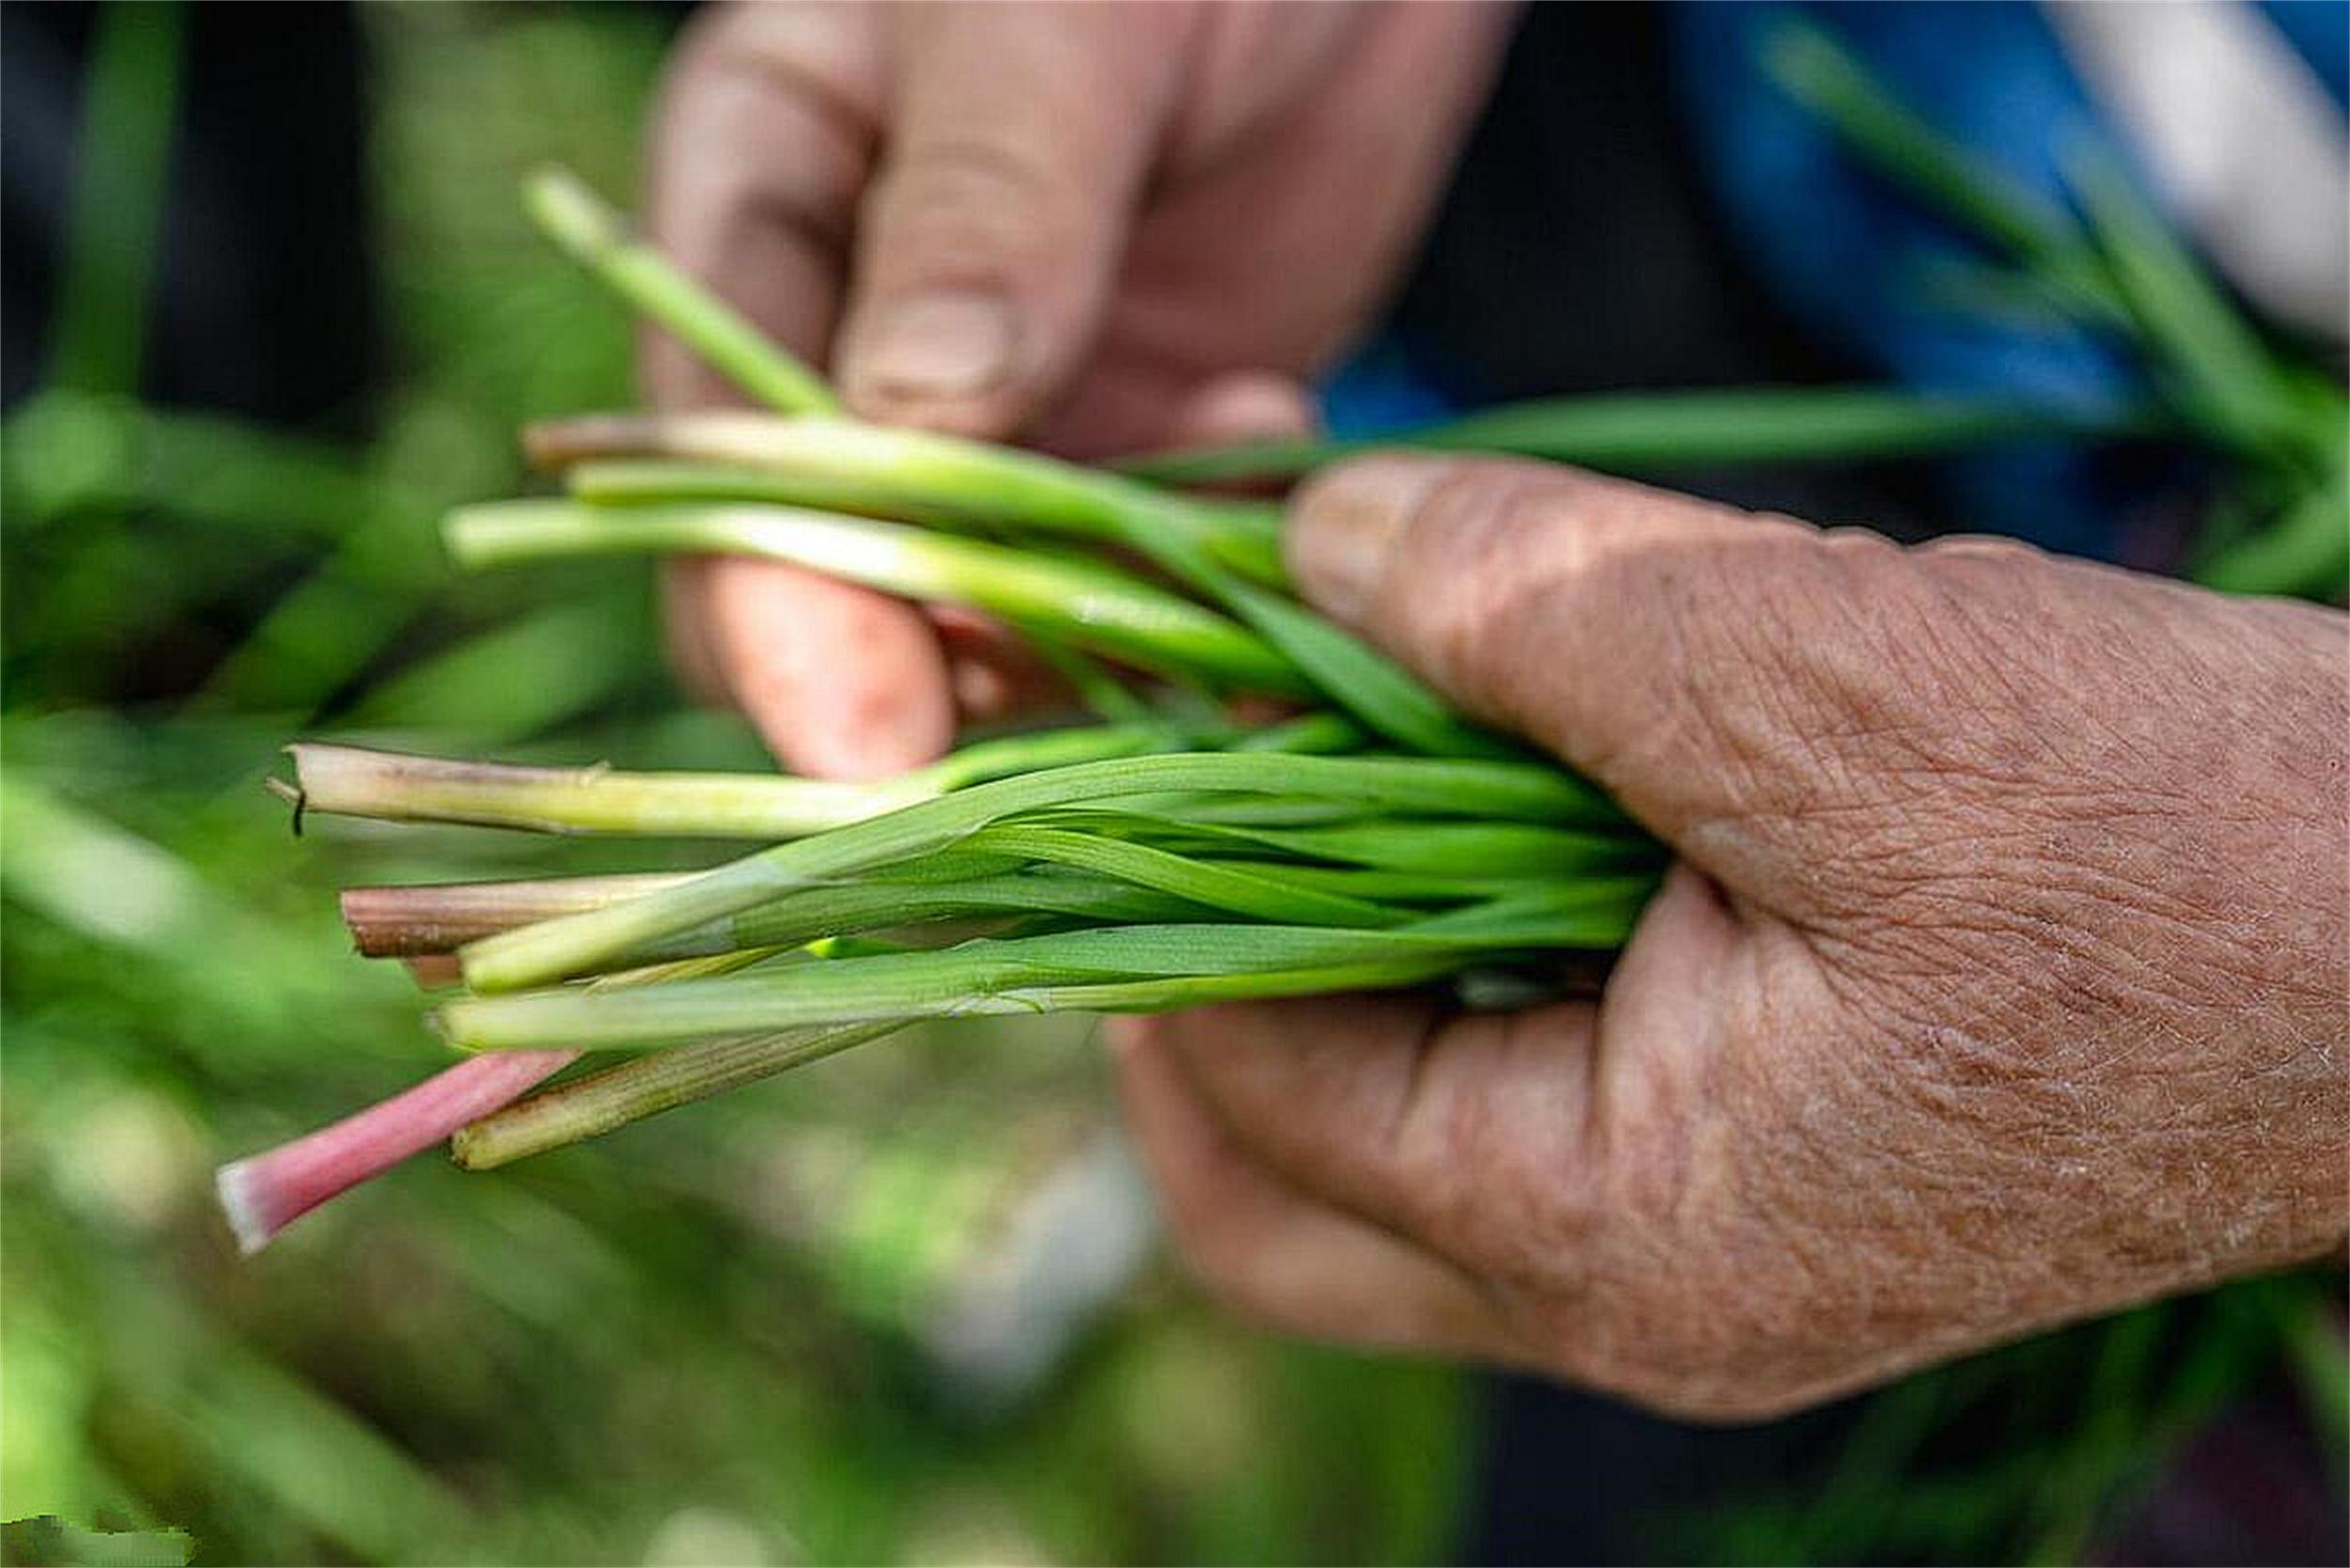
[
  {"x1": 641, "y1": 0, "x2": 1512, "y2": 776},
  {"x1": 1115, "y1": 453, "x2": 2350, "y2": 1419}
]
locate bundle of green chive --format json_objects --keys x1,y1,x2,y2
[{"x1": 223, "y1": 24, "x2": 2342, "y2": 1242}]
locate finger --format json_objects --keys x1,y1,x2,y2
[
  {"x1": 661, "y1": 558, "x2": 731, "y2": 705},
  {"x1": 1111, "y1": 1018, "x2": 1512, "y2": 1358},
  {"x1": 646, "y1": 6, "x2": 959, "y2": 776},
  {"x1": 643, "y1": 2, "x2": 883, "y2": 402},
  {"x1": 664, "y1": 550, "x2": 956, "y2": 777},
  {"x1": 1035, "y1": 365, "x2": 1319, "y2": 463},
  {"x1": 1282, "y1": 453, "x2": 1924, "y2": 861},
  {"x1": 1141, "y1": 989, "x2": 1605, "y2": 1281},
  {"x1": 699, "y1": 556, "x2": 954, "y2": 780},
  {"x1": 930, "y1": 371, "x2": 1320, "y2": 726},
  {"x1": 1158, "y1": 371, "x2": 1318, "y2": 450},
  {"x1": 1078, "y1": 4, "x2": 1515, "y2": 383},
  {"x1": 926, "y1": 603, "x2": 1072, "y2": 723},
  {"x1": 833, "y1": 3, "x2": 1197, "y2": 436}
]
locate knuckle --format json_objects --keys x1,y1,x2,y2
[
  {"x1": 659, "y1": 7, "x2": 794, "y2": 133},
  {"x1": 651, "y1": 10, "x2": 874, "y2": 267},
  {"x1": 870, "y1": 133, "x2": 1082, "y2": 270},
  {"x1": 1405, "y1": 1021, "x2": 1607, "y2": 1277},
  {"x1": 1371, "y1": 463, "x2": 1761, "y2": 748},
  {"x1": 1608, "y1": 522, "x2": 1970, "y2": 843},
  {"x1": 1371, "y1": 463, "x2": 1590, "y2": 704},
  {"x1": 662, "y1": 4, "x2": 745, "y2": 87}
]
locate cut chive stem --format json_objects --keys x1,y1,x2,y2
[
  {"x1": 446, "y1": 890, "x2": 1649, "y2": 1051},
  {"x1": 214, "y1": 1050, "x2": 577, "y2": 1253},
  {"x1": 445, "y1": 499, "x2": 1308, "y2": 696},
  {"x1": 915, "y1": 721, "x2": 1202, "y2": 784},
  {"x1": 567, "y1": 458, "x2": 968, "y2": 527},
  {"x1": 517, "y1": 404, "x2": 1496, "y2": 750},
  {"x1": 283, "y1": 741, "x2": 927, "y2": 839},
  {"x1": 451, "y1": 1021, "x2": 903, "y2": 1170},
  {"x1": 523, "y1": 168, "x2": 839, "y2": 416},
  {"x1": 1021, "y1": 810, "x2": 1653, "y2": 876},
  {"x1": 457, "y1": 753, "x2": 1632, "y2": 994},
  {"x1": 958, "y1": 823, "x2": 1398, "y2": 928},
  {"x1": 521, "y1": 412, "x2": 1156, "y2": 538},
  {"x1": 523, "y1": 412, "x2": 1288, "y2": 584},
  {"x1": 282, "y1": 722, "x2": 1311, "y2": 841},
  {"x1": 211, "y1": 948, "x2": 791, "y2": 1247},
  {"x1": 448, "y1": 957, "x2": 1469, "y2": 1054},
  {"x1": 341, "y1": 872, "x2": 690, "y2": 955},
  {"x1": 404, "y1": 954, "x2": 465, "y2": 989},
  {"x1": 347, "y1": 870, "x2": 1202, "y2": 960}
]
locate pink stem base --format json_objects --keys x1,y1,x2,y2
[{"x1": 215, "y1": 1051, "x2": 576, "y2": 1253}]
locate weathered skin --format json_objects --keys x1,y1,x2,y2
[
  {"x1": 640, "y1": 0, "x2": 2347, "y2": 1417},
  {"x1": 1117, "y1": 453, "x2": 2349, "y2": 1420},
  {"x1": 642, "y1": 0, "x2": 1511, "y2": 776}
]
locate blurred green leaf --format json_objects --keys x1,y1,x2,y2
[
  {"x1": 2194, "y1": 457, "x2": 2349, "y2": 598},
  {"x1": 2064, "y1": 148, "x2": 2315, "y2": 461},
  {"x1": 0, "y1": 1517, "x2": 194, "y2": 1568},
  {"x1": 1118, "y1": 386, "x2": 2144, "y2": 487},
  {"x1": 1762, "y1": 18, "x2": 2116, "y2": 316},
  {"x1": 45, "y1": 3, "x2": 183, "y2": 396}
]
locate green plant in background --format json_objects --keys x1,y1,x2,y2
[
  {"x1": 4, "y1": 8, "x2": 2342, "y2": 1568},
  {"x1": 1764, "y1": 18, "x2": 2346, "y2": 599},
  {"x1": 3, "y1": 8, "x2": 1480, "y2": 1564}
]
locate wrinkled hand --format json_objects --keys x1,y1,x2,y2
[
  {"x1": 1116, "y1": 453, "x2": 2350, "y2": 1420},
  {"x1": 642, "y1": 0, "x2": 1512, "y2": 775}
]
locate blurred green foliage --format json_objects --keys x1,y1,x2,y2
[
  {"x1": 1, "y1": 7, "x2": 1472, "y2": 1562},
  {"x1": 1, "y1": 6, "x2": 2339, "y2": 1566}
]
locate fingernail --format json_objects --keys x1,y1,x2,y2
[
  {"x1": 843, "y1": 291, "x2": 1014, "y2": 405},
  {"x1": 1285, "y1": 454, "x2": 1450, "y2": 627}
]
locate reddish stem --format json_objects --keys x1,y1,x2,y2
[
  {"x1": 340, "y1": 873, "x2": 684, "y2": 956},
  {"x1": 214, "y1": 1051, "x2": 575, "y2": 1253}
]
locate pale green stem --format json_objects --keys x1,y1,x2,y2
[
  {"x1": 522, "y1": 412, "x2": 1483, "y2": 749},
  {"x1": 445, "y1": 499, "x2": 1308, "y2": 695},
  {"x1": 567, "y1": 458, "x2": 969, "y2": 527},
  {"x1": 525, "y1": 413, "x2": 1284, "y2": 582},
  {"x1": 457, "y1": 752, "x2": 1628, "y2": 993},
  {"x1": 524, "y1": 168, "x2": 839, "y2": 416},
  {"x1": 283, "y1": 742, "x2": 928, "y2": 838},
  {"x1": 281, "y1": 723, "x2": 1180, "y2": 839},
  {"x1": 450, "y1": 1021, "x2": 904, "y2": 1169},
  {"x1": 355, "y1": 870, "x2": 1209, "y2": 964},
  {"x1": 447, "y1": 956, "x2": 1468, "y2": 1052},
  {"x1": 446, "y1": 891, "x2": 1642, "y2": 1049}
]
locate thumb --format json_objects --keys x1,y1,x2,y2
[
  {"x1": 1284, "y1": 453, "x2": 1928, "y2": 865},
  {"x1": 833, "y1": 4, "x2": 1196, "y2": 437}
]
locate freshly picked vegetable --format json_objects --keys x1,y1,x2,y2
[{"x1": 218, "y1": 26, "x2": 2342, "y2": 1252}]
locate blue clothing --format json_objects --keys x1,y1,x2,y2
[{"x1": 1328, "y1": 2, "x2": 2347, "y2": 565}]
